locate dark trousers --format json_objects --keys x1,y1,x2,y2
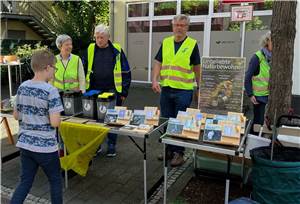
[
  {"x1": 160, "y1": 87, "x2": 193, "y2": 154},
  {"x1": 251, "y1": 102, "x2": 266, "y2": 134},
  {"x1": 107, "y1": 93, "x2": 123, "y2": 149},
  {"x1": 11, "y1": 149, "x2": 62, "y2": 204}
]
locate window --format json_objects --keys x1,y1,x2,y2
[
  {"x1": 154, "y1": 1, "x2": 177, "y2": 16},
  {"x1": 181, "y1": 1, "x2": 209, "y2": 15},
  {"x1": 214, "y1": 0, "x2": 273, "y2": 13},
  {"x1": 128, "y1": 3, "x2": 149, "y2": 17},
  {"x1": 127, "y1": 21, "x2": 150, "y2": 81}
]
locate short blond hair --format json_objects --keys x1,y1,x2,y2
[{"x1": 31, "y1": 50, "x2": 56, "y2": 72}]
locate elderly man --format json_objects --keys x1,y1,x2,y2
[
  {"x1": 84, "y1": 24, "x2": 131, "y2": 157},
  {"x1": 152, "y1": 14, "x2": 201, "y2": 167},
  {"x1": 54, "y1": 34, "x2": 85, "y2": 93}
]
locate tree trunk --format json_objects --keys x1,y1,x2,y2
[{"x1": 267, "y1": 1, "x2": 297, "y2": 124}]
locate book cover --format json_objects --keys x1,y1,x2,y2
[
  {"x1": 222, "y1": 123, "x2": 241, "y2": 138},
  {"x1": 215, "y1": 114, "x2": 228, "y2": 120},
  {"x1": 130, "y1": 110, "x2": 146, "y2": 125},
  {"x1": 203, "y1": 123, "x2": 222, "y2": 142},
  {"x1": 167, "y1": 118, "x2": 184, "y2": 135},
  {"x1": 118, "y1": 109, "x2": 132, "y2": 120},
  {"x1": 205, "y1": 118, "x2": 220, "y2": 125},
  {"x1": 186, "y1": 108, "x2": 200, "y2": 115},
  {"x1": 104, "y1": 109, "x2": 118, "y2": 124},
  {"x1": 144, "y1": 107, "x2": 159, "y2": 120}
]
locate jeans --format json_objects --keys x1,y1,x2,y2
[
  {"x1": 251, "y1": 102, "x2": 266, "y2": 134},
  {"x1": 160, "y1": 87, "x2": 193, "y2": 154},
  {"x1": 11, "y1": 149, "x2": 62, "y2": 204},
  {"x1": 106, "y1": 92, "x2": 123, "y2": 150}
]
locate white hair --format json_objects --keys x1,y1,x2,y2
[
  {"x1": 94, "y1": 24, "x2": 110, "y2": 36},
  {"x1": 260, "y1": 31, "x2": 271, "y2": 48},
  {"x1": 56, "y1": 34, "x2": 72, "y2": 50},
  {"x1": 172, "y1": 14, "x2": 190, "y2": 25}
]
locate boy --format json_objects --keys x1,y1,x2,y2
[{"x1": 11, "y1": 50, "x2": 64, "y2": 204}]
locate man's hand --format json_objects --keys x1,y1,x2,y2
[
  {"x1": 152, "y1": 80, "x2": 161, "y2": 93},
  {"x1": 250, "y1": 96, "x2": 259, "y2": 105}
]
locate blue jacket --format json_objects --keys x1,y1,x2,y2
[{"x1": 82, "y1": 41, "x2": 131, "y2": 98}]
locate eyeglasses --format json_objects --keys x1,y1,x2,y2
[
  {"x1": 49, "y1": 65, "x2": 58, "y2": 72},
  {"x1": 173, "y1": 23, "x2": 188, "y2": 28}
]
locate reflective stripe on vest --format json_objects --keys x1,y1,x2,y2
[
  {"x1": 161, "y1": 36, "x2": 196, "y2": 90},
  {"x1": 252, "y1": 50, "x2": 270, "y2": 96},
  {"x1": 86, "y1": 43, "x2": 122, "y2": 93},
  {"x1": 54, "y1": 54, "x2": 79, "y2": 91}
]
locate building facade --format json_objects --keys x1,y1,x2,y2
[{"x1": 111, "y1": 0, "x2": 299, "y2": 112}]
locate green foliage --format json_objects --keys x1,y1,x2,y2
[
  {"x1": 228, "y1": 17, "x2": 268, "y2": 31},
  {"x1": 14, "y1": 42, "x2": 48, "y2": 60},
  {"x1": 264, "y1": 0, "x2": 274, "y2": 9},
  {"x1": 154, "y1": 2, "x2": 176, "y2": 13},
  {"x1": 49, "y1": 0, "x2": 109, "y2": 53},
  {"x1": 181, "y1": 0, "x2": 209, "y2": 9}
]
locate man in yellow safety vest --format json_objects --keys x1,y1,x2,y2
[
  {"x1": 84, "y1": 24, "x2": 131, "y2": 157},
  {"x1": 152, "y1": 14, "x2": 201, "y2": 167}
]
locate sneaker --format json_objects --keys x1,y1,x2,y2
[
  {"x1": 93, "y1": 145, "x2": 102, "y2": 158},
  {"x1": 170, "y1": 152, "x2": 185, "y2": 167},
  {"x1": 106, "y1": 148, "x2": 117, "y2": 157},
  {"x1": 157, "y1": 151, "x2": 173, "y2": 161}
]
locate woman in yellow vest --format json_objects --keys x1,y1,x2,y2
[
  {"x1": 244, "y1": 31, "x2": 272, "y2": 134},
  {"x1": 54, "y1": 34, "x2": 85, "y2": 93}
]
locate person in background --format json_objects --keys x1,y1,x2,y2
[
  {"x1": 152, "y1": 14, "x2": 201, "y2": 167},
  {"x1": 11, "y1": 50, "x2": 64, "y2": 204},
  {"x1": 83, "y1": 24, "x2": 131, "y2": 157},
  {"x1": 244, "y1": 31, "x2": 272, "y2": 134},
  {"x1": 53, "y1": 34, "x2": 85, "y2": 93}
]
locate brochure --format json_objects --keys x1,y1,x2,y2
[
  {"x1": 130, "y1": 110, "x2": 146, "y2": 125},
  {"x1": 203, "y1": 123, "x2": 222, "y2": 142},
  {"x1": 166, "y1": 118, "x2": 184, "y2": 135},
  {"x1": 104, "y1": 109, "x2": 118, "y2": 124}
]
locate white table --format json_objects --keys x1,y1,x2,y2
[
  {"x1": 0, "y1": 62, "x2": 23, "y2": 98},
  {"x1": 161, "y1": 121, "x2": 250, "y2": 204},
  {"x1": 62, "y1": 117, "x2": 168, "y2": 204}
]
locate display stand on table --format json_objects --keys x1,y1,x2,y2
[{"x1": 161, "y1": 120, "x2": 251, "y2": 204}]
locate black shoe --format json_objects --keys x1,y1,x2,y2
[{"x1": 157, "y1": 151, "x2": 173, "y2": 161}]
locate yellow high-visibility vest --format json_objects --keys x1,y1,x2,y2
[
  {"x1": 86, "y1": 43, "x2": 122, "y2": 93},
  {"x1": 161, "y1": 36, "x2": 196, "y2": 90},
  {"x1": 54, "y1": 54, "x2": 80, "y2": 91},
  {"x1": 252, "y1": 50, "x2": 270, "y2": 96}
]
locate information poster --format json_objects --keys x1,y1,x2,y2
[{"x1": 199, "y1": 57, "x2": 246, "y2": 114}]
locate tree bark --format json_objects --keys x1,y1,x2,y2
[{"x1": 267, "y1": 1, "x2": 297, "y2": 124}]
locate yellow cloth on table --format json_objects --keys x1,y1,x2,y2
[{"x1": 59, "y1": 121, "x2": 109, "y2": 176}]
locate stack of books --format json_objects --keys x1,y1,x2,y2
[
  {"x1": 166, "y1": 109, "x2": 246, "y2": 146},
  {"x1": 104, "y1": 106, "x2": 132, "y2": 125}
]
